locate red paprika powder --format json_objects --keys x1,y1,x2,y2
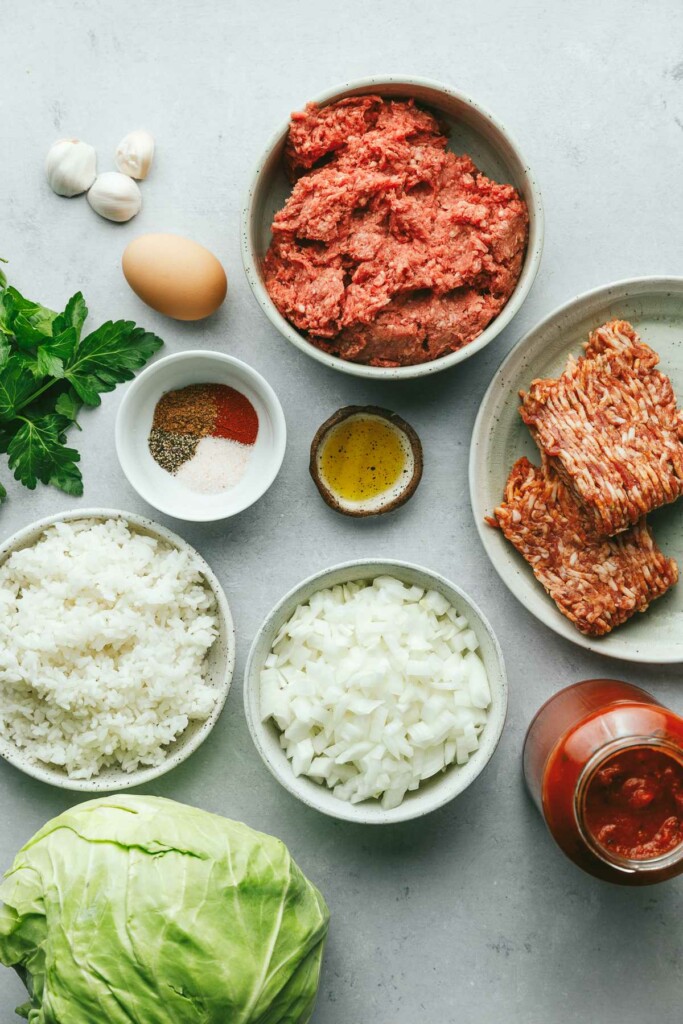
[{"x1": 212, "y1": 385, "x2": 259, "y2": 445}]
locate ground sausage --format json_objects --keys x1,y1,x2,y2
[{"x1": 488, "y1": 456, "x2": 678, "y2": 636}]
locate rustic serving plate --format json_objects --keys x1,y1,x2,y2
[{"x1": 470, "y1": 277, "x2": 683, "y2": 663}]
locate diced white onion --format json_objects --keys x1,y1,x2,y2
[{"x1": 260, "y1": 576, "x2": 491, "y2": 809}]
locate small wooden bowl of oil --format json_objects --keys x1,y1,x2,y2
[{"x1": 309, "y1": 405, "x2": 423, "y2": 517}]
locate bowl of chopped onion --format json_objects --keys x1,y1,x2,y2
[{"x1": 244, "y1": 559, "x2": 507, "y2": 824}]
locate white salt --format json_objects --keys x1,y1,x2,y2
[{"x1": 175, "y1": 436, "x2": 252, "y2": 493}]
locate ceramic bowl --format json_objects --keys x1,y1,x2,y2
[
  {"x1": 0, "y1": 508, "x2": 235, "y2": 792},
  {"x1": 242, "y1": 75, "x2": 543, "y2": 381},
  {"x1": 115, "y1": 351, "x2": 286, "y2": 522},
  {"x1": 244, "y1": 559, "x2": 507, "y2": 824}
]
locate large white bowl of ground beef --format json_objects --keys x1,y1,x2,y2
[{"x1": 242, "y1": 77, "x2": 543, "y2": 379}]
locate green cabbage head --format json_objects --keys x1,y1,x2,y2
[{"x1": 0, "y1": 795, "x2": 329, "y2": 1023}]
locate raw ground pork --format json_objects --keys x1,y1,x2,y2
[
  {"x1": 489, "y1": 457, "x2": 678, "y2": 636},
  {"x1": 520, "y1": 320, "x2": 683, "y2": 536}
]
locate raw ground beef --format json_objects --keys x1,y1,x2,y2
[
  {"x1": 489, "y1": 457, "x2": 678, "y2": 636},
  {"x1": 520, "y1": 320, "x2": 683, "y2": 536},
  {"x1": 264, "y1": 96, "x2": 529, "y2": 367}
]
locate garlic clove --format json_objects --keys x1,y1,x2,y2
[
  {"x1": 87, "y1": 172, "x2": 142, "y2": 222},
  {"x1": 115, "y1": 129, "x2": 155, "y2": 180},
  {"x1": 46, "y1": 138, "x2": 97, "y2": 197}
]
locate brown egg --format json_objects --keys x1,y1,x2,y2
[{"x1": 122, "y1": 233, "x2": 227, "y2": 321}]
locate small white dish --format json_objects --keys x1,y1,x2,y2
[
  {"x1": 116, "y1": 351, "x2": 286, "y2": 521},
  {"x1": 470, "y1": 276, "x2": 683, "y2": 663},
  {"x1": 242, "y1": 75, "x2": 543, "y2": 381},
  {"x1": 0, "y1": 508, "x2": 235, "y2": 792},
  {"x1": 244, "y1": 559, "x2": 507, "y2": 824}
]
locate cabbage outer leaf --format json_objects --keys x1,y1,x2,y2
[{"x1": 0, "y1": 796, "x2": 329, "y2": 1024}]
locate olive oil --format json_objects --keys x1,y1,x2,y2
[{"x1": 319, "y1": 415, "x2": 407, "y2": 501}]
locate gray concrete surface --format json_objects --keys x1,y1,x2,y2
[{"x1": 1, "y1": 1, "x2": 683, "y2": 1021}]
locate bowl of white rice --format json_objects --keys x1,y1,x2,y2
[
  {"x1": 244, "y1": 559, "x2": 507, "y2": 824},
  {"x1": 0, "y1": 509, "x2": 235, "y2": 791}
]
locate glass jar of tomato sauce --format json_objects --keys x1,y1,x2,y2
[{"x1": 524, "y1": 679, "x2": 683, "y2": 884}]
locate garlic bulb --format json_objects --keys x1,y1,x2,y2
[
  {"x1": 87, "y1": 172, "x2": 142, "y2": 222},
  {"x1": 46, "y1": 138, "x2": 97, "y2": 197},
  {"x1": 115, "y1": 130, "x2": 155, "y2": 180}
]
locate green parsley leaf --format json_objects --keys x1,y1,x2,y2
[
  {"x1": 30, "y1": 327, "x2": 78, "y2": 380},
  {"x1": 48, "y1": 459, "x2": 83, "y2": 495},
  {"x1": 12, "y1": 314, "x2": 54, "y2": 349},
  {"x1": 0, "y1": 478, "x2": 6, "y2": 503},
  {"x1": 53, "y1": 292, "x2": 88, "y2": 339},
  {"x1": 0, "y1": 336, "x2": 11, "y2": 370},
  {"x1": 65, "y1": 321, "x2": 163, "y2": 406},
  {"x1": 7, "y1": 414, "x2": 81, "y2": 493},
  {"x1": 54, "y1": 388, "x2": 82, "y2": 422},
  {"x1": 33, "y1": 349, "x2": 65, "y2": 380},
  {"x1": 0, "y1": 357, "x2": 41, "y2": 421},
  {"x1": 0, "y1": 275, "x2": 162, "y2": 500},
  {"x1": 3, "y1": 287, "x2": 57, "y2": 343},
  {"x1": 0, "y1": 290, "x2": 10, "y2": 336}
]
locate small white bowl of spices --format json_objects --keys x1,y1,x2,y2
[{"x1": 115, "y1": 351, "x2": 287, "y2": 521}]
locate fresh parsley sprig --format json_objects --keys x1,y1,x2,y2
[{"x1": 0, "y1": 276, "x2": 163, "y2": 501}]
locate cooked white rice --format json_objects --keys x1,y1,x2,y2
[{"x1": 0, "y1": 518, "x2": 219, "y2": 779}]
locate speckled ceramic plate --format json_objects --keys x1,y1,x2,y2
[
  {"x1": 470, "y1": 277, "x2": 683, "y2": 663},
  {"x1": 0, "y1": 509, "x2": 235, "y2": 790}
]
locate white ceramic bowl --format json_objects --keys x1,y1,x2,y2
[
  {"x1": 0, "y1": 508, "x2": 235, "y2": 792},
  {"x1": 115, "y1": 351, "x2": 286, "y2": 522},
  {"x1": 244, "y1": 559, "x2": 507, "y2": 824},
  {"x1": 242, "y1": 75, "x2": 543, "y2": 381}
]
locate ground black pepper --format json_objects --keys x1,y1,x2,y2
[{"x1": 148, "y1": 429, "x2": 199, "y2": 473}]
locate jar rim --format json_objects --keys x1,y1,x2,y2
[{"x1": 574, "y1": 736, "x2": 683, "y2": 874}]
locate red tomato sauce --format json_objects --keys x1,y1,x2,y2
[
  {"x1": 584, "y1": 747, "x2": 683, "y2": 860},
  {"x1": 524, "y1": 680, "x2": 683, "y2": 883}
]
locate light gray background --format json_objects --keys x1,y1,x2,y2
[{"x1": 1, "y1": 1, "x2": 683, "y2": 1021}]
